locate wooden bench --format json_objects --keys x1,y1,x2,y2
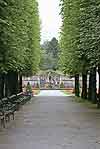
[
  {"x1": 17, "y1": 92, "x2": 31, "y2": 104},
  {"x1": 0, "y1": 111, "x2": 5, "y2": 128},
  {"x1": 0, "y1": 93, "x2": 31, "y2": 128},
  {"x1": 16, "y1": 92, "x2": 26, "y2": 105},
  {"x1": 0, "y1": 97, "x2": 17, "y2": 124}
]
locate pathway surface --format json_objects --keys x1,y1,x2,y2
[
  {"x1": 37, "y1": 90, "x2": 67, "y2": 96},
  {"x1": 0, "y1": 90, "x2": 100, "y2": 149}
]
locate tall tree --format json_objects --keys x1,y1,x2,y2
[
  {"x1": 0, "y1": 0, "x2": 41, "y2": 97},
  {"x1": 59, "y1": 0, "x2": 81, "y2": 97},
  {"x1": 59, "y1": 0, "x2": 100, "y2": 101},
  {"x1": 40, "y1": 37, "x2": 59, "y2": 70}
]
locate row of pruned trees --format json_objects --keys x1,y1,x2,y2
[
  {"x1": 0, "y1": 0, "x2": 41, "y2": 98},
  {"x1": 59, "y1": 0, "x2": 100, "y2": 103}
]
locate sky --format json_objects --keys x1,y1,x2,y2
[{"x1": 37, "y1": 0, "x2": 62, "y2": 43}]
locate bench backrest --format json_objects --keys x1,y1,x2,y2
[
  {"x1": 8, "y1": 95, "x2": 17, "y2": 102},
  {"x1": 16, "y1": 92, "x2": 23, "y2": 99}
]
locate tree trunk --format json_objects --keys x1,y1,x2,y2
[
  {"x1": 19, "y1": 74, "x2": 23, "y2": 93},
  {"x1": 5, "y1": 71, "x2": 19, "y2": 96},
  {"x1": 88, "y1": 72, "x2": 92, "y2": 100},
  {"x1": 98, "y1": 66, "x2": 100, "y2": 103},
  {"x1": 0, "y1": 73, "x2": 4, "y2": 99},
  {"x1": 75, "y1": 74, "x2": 80, "y2": 97},
  {"x1": 81, "y1": 73, "x2": 87, "y2": 99},
  {"x1": 5, "y1": 74, "x2": 9, "y2": 97},
  {"x1": 88, "y1": 68, "x2": 96, "y2": 103}
]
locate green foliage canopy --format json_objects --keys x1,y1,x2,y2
[
  {"x1": 40, "y1": 38, "x2": 60, "y2": 70},
  {"x1": 59, "y1": 0, "x2": 100, "y2": 75},
  {"x1": 0, "y1": 0, "x2": 41, "y2": 75}
]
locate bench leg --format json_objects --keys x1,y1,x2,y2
[
  {"x1": 1, "y1": 118, "x2": 5, "y2": 128},
  {"x1": 5, "y1": 114, "x2": 10, "y2": 123},
  {"x1": 97, "y1": 103, "x2": 100, "y2": 109},
  {"x1": 12, "y1": 112, "x2": 14, "y2": 120},
  {"x1": 5, "y1": 118, "x2": 8, "y2": 123},
  {"x1": 10, "y1": 112, "x2": 15, "y2": 120},
  {"x1": 17, "y1": 104, "x2": 20, "y2": 110}
]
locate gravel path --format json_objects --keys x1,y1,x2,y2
[
  {"x1": 0, "y1": 90, "x2": 100, "y2": 149},
  {"x1": 37, "y1": 90, "x2": 67, "y2": 96}
]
